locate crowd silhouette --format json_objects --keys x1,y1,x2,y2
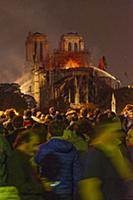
[{"x1": 0, "y1": 104, "x2": 133, "y2": 200}]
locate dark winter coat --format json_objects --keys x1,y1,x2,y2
[{"x1": 35, "y1": 138, "x2": 81, "y2": 195}]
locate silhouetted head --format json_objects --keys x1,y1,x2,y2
[
  {"x1": 49, "y1": 107, "x2": 56, "y2": 116},
  {"x1": 48, "y1": 120, "x2": 64, "y2": 137},
  {"x1": 12, "y1": 115, "x2": 24, "y2": 129}
]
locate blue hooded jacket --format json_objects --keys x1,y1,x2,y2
[{"x1": 35, "y1": 138, "x2": 81, "y2": 195}]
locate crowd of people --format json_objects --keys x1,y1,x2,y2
[{"x1": 0, "y1": 104, "x2": 132, "y2": 200}]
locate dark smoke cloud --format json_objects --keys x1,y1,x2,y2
[{"x1": 0, "y1": 0, "x2": 132, "y2": 86}]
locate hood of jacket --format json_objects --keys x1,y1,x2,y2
[{"x1": 46, "y1": 138, "x2": 74, "y2": 153}]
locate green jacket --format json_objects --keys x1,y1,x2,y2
[
  {"x1": 0, "y1": 134, "x2": 12, "y2": 186},
  {"x1": 7, "y1": 150, "x2": 44, "y2": 200}
]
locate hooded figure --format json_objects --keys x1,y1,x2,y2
[{"x1": 35, "y1": 120, "x2": 81, "y2": 200}]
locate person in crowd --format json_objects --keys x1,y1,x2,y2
[
  {"x1": 0, "y1": 123, "x2": 12, "y2": 186},
  {"x1": 68, "y1": 120, "x2": 92, "y2": 173},
  {"x1": 126, "y1": 127, "x2": 133, "y2": 163},
  {"x1": 0, "y1": 111, "x2": 7, "y2": 124},
  {"x1": 69, "y1": 119, "x2": 94, "y2": 152},
  {"x1": 54, "y1": 111, "x2": 64, "y2": 121},
  {"x1": 64, "y1": 108, "x2": 93, "y2": 150},
  {"x1": 0, "y1": 123, "x2": 20, "y2": 200},
  {"x1": 77, "y1": 108, "x2": 94, "y2": 140},
  {"x1": 3, "y1": 108, "x2": 17, "y2": 135},
  {"x1": 31, "y1": 112, "x2": 46, "y2": 125},
  {"x1": 7, "y1": 128, "x2": 45, "y2": 200},
  {"x1": 120, "y1": 105, "x2": 133, "y2": 134},
  {"x1": 23, "y1": 109, "x2": 34, "y2": 128},
  {"x1": 6, "y1": 115, "x2": 25, "y2": 148},
  {"x1": 126, "y1": 110, "x2": 133, "y2": 131},
  {"x1": 92, "y1": 108, "x2": 101, "y2": 125},
  {"x1": 32, "y1": 123, "x2": 48, "y2": 144},
  {"x1": 80, "y1": 114, "x2": 133, "y2": 200},
  {"x1": 45, "y1": 106, "x2": 56, "y2": 120},
  {"x1": 120, "y1": 107, "x2": 133, "y2": 154},
  {"x1": 35, "y1": 119, "x2": 81, "y2": 200},
  {"x1": 65, "y1": 109, "x2": 78, "y2": 130},
  {"x1": 125, "y1": 127, "x2": 133, "y2": 200}
]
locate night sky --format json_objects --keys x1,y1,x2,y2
[{"x1": 0, "y1": 0, "x2": 132, "y2": 86}]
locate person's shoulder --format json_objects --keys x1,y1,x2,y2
[{"x1": 39, "y1": 140, "x2": 54, "y2": 153}]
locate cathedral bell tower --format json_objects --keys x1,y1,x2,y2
[
  {"x1": 25, "y1": 32, "x2": 48, "y2": 71},
  {"x1": 25, "y1": 32, "x2": 48, "y2": 108},
  {"x1": 59, "y1": 32, "x2": 85, "y2": 52}
]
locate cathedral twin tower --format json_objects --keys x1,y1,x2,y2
[{"x1": 25, "y1": 32, "x2": 89, "y2": 71}]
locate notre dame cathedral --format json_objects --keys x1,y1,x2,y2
[{"x1": 17, "y1": 32, "x2": 120, "y2": 110}]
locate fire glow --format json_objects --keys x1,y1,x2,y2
[{"x1": 64, "y1": 59, "x2": 80, "y2": 69}]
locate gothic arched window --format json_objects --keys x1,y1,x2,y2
[
  {"x1": 40, "y1": 42, "x2": 43, "y2": 61},
  {"x1": 74, "y1": 43, "x2": 78, "y2": 52},
  {"x1": 68, "y1": 42, "x2": 72, "y2": 51},
  {"x1": 33, "y1": 41, "x2": 37, "y2": 62}
]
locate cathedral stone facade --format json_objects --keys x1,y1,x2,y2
[{"x1": 18, "y1": 32, "x2": 120, "y2": 110}]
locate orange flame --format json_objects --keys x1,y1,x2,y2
[{"x1": 64, "y1": 59, "x2": 79, "y2": 69}]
